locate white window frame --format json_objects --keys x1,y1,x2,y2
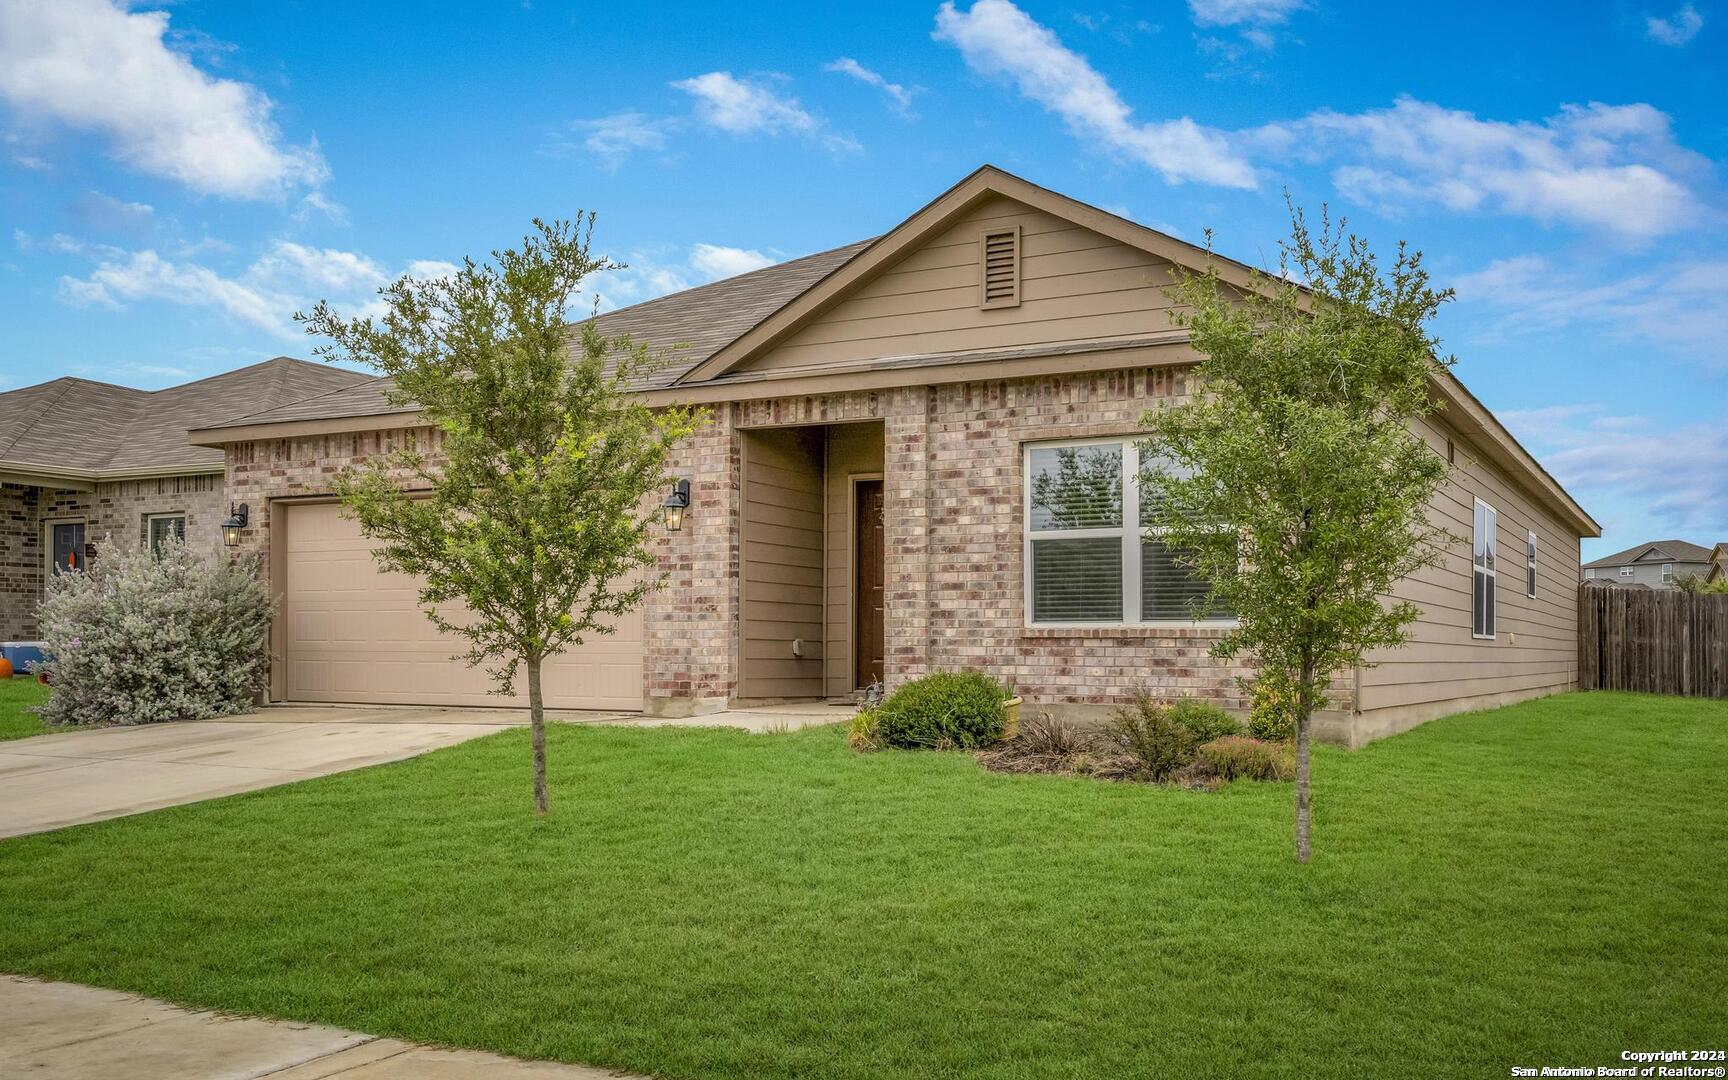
[
  {"x1": 1022, "y1": 436, "x2": 1236, "y2": 629},
  {"x1": 1472, "y1": 497, "x2": 1497, "y2": 640},
  {"x1": 1526, "y1": 530, "x2": 1538, "y2": 599},
  {"x1": 1585, "y1": 568, "x2": 1595, "y2": 579},
  {"x1": 146, "y1": 512, "x2": 187, "y2": 555},
  {"x1": 1661, "y1": 563, "x2": 1674, "y2": 584},
  {"x1": 1620, "y1": 565, "x2": 1635, "y2": 578}
]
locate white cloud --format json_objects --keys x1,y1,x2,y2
[
  {"x1": 1499, "y1": 404, "x2": 1728, "y2": 538},
  {"x1": 0, "y1": 0, "x2": 328, "y2": 199},
  {"x1": 672, "y1": 71, "x2": 860, "y2": 153},
  {"x1": 547, "y1": 111, "x2": 680, "y2": 167},
  {"x1": 825, "y1": 58, "x2": 917, "y2": 117},
  {"x1": 54, "y1": 240, "x2": 442, "y2": 338},
  {"x1": 689, "y1": 243, "x2": 774, "y2": 279},
  {"x1": 1254, "y1": 98, "x2": 1710, "y2": 238},
  {"x1": 1187, "y1": 0, "x2": 1306, "y2": 26},
  {"x1": 933, "y1": 0, "x2": 1256, "y2": 188},
  {"x1": 594, "y1": 242, "x2": 785, "y2": 311},
  {"x1": 1646, "y1": 4, "x2": 1704, "y2": 45},
  {"x1": 1453, "y1": 254, "x2": 1728, "y2": 362}
]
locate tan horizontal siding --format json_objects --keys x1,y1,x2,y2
[
  {"x1": 743, "y1": 195, "x2": 1181, "y2": 372},
  {"x1": 740, "y1": 428, "x2": 826, "y2": 699},
  {"x1": 1358, "y1": 414, "x2": 1582, "y2": 712}
]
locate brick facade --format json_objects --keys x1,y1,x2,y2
[
  {"x1": 207, "y1": 366, "x2": 1295, "y2": 715},
  {"x1": 1, "y1": 476, "x2": 223, "y2": 640}
]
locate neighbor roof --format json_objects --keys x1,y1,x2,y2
[
  {"x1": 0, "y1": 357, "x2": 372, "y2": 481},
  {"x1": 1582, "y1": 539, "x2": 1715, "y2": 569}
]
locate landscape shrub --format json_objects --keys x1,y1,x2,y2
[
  {"x1": 846, "y1": 707, "x2": 883, "y2": 753},
  {"x1": 35, "y1": 538, "x2": 273, "y2": 728},
  {"x1": 874, "y1": 671, "x2": 1008, "y2": 750},
  {"x1": 975, "y1": 712, "x2": 1091, "y2": 775},
  {"x1": 1096, "y1": 693, "x2": 1197, "y2": 782},
  {"x1": 1197, "y1": 735, "x2": 1295, "y2": 781},
  {"x1": 1167, "y1": 696, "x2": 1243, "y2": 742},
  {"x1": 1247, "y1": 672, "x2": 1299, "y2": 742}
]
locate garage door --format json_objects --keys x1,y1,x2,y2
[{"x1": 278, "y1": 501, "x2": 644, "y2": 710}]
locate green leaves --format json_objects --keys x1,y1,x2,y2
[
  {"x1": 1140, "y1": 202, "x2": 1454, "y2": 717},
  {"x1": 298, "y1": 218, "x2": 705, "y2": 695}
]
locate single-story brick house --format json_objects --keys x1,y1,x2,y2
[
  {"x1": 0, "y1": 357, "x2": 371, "y2": 642},
  {"x1": 166, "y1": 166, "x2": 1594, "y2": 745}
]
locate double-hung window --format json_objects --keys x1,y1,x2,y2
[
  {"x1": 147, "y1": 513, "x2": 186, "y2": 555},
  {"x1": 1024, "y1": 438, "x2": 1232, "y2": 626},
  {"x1": 1662, "y1": 563, "x2": 1675, "y2": 584},
  {"x1": 1526, "y1": 531, "x2": 1538, "y2": 598},
  {"x1": 1472, "y1": 498, "x2": 1497, "y2": 639},
  {"x1": 1620, "y1": 565, "x2": 1635, "y2": 578}
]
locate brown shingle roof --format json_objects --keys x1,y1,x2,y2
[
  {"x1": 0, "y1": 357, "x2": 372, "y2": 478},
  {"x1": 204, "y1": 239, "x2": 875, "y2": 430},
  {"x1": 1581, "y1": 539, "x2": 1715, "y2": 569}
]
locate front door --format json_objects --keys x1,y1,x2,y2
[{"x1": 854, "y1": 480, "x2": 885, "y2": 688}]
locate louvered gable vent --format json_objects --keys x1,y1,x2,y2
[{"x1": 978, "y1": 225, "x2": 1021, "y2": 309}]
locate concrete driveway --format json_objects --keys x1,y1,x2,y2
[{"x1": 0, "y1": 706, "x2": 550, "y2": 840}]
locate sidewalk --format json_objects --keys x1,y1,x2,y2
[{"x1": 0, "y1": 976, "x2": 645, "y2": 1079}]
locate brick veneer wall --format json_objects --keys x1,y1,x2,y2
[{"x1": 215, "y1": 366, "x2": 1322, "y2": 716}]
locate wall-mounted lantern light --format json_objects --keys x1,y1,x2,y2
[
  {"x1": 221, "y1": 503, "x2": 250, "y2": 547},
  {"x1": 661, "y1": 480, "x2": 691, "y2": 532}
]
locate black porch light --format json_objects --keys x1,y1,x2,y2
[
  {"x1": 661, "y1": 479, "x2": 691, "y2": 532},
  {"x1": 221, "y1": 503, "x2": 250, "y2": 547}
]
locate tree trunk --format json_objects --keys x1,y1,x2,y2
[
  {"x1": 527, "y1": 655, "x2": 549, "y2": 817},
  {"x1": 1293, "y1": 706, "x2": 1312, "y2": 864}
]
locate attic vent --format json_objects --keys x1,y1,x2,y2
[{"x1": 979, "y1": 225, "x2": 1021, "y2": 309}]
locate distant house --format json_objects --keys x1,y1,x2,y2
[
  {"x1": 1580, "y1": 539, "x2": 1715, "y2": 589},
  {"x1": 1706, "y1": 544, "x2": 1728, "y2": 584}
]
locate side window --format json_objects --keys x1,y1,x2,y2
[
  {"x1": 1526, "y1": 530, "x2": 1538, "y2": 598},
  {"x1": 1472, "y1": 499, "x2": 1497, "y2": 639}
]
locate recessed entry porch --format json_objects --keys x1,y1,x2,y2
[{"x1": 738, "y1": 420, "x2": 884, "y2": 703}]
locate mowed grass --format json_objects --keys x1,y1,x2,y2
[
  {"x1": 0, "y1": 677, "x2": 48, "y2": 740},
  {"x1": 0, "y1": 693, "x2": 1723, "y2": 1079}
]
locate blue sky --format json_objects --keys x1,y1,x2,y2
[{"x1": 1, "y1": 0, "x2": 1723, "y2": 558}]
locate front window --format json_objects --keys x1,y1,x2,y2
[
  {"x1": 147, "y1": 514, "x2": 187, "y2": 555},
  {"x1": 1472, "y1": 498, "x2": 1497, "y2": 639},
  {"x1": 1024, "y1": 439, "x2": 1231, "y2": 625}
]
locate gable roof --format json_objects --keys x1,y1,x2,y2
[
  {"x1": 1582, "y1": 539, "x2": 1715, "y2": 569},
  {"x1": 182, "y1": 164, "x2": 1599, "y2": 538},
  {"x1": 0, "y1": 357, "x2": 372, "y2": 484}
]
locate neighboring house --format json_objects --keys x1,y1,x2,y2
[
  {"x1": 1579, "y1": 539, "x2": 1715, "y2": 589},
  {"x1": 0, "y1": 357, "x2": 372, "y2": 640},
  {"x1": 1704, "y1": 544, "x2": 1728, "y2": 584},
  {"x1": 183, "y1": 167, "x2": 1599, "y2": 747}
]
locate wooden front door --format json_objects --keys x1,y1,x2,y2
[{"x1": 854, "y1": 480, "x2": 885, "y2": 689}]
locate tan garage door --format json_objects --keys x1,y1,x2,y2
[{"x1": 278, "y1": 501, "x2": 643, "y2": 710}]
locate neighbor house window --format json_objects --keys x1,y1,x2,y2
[
  {"x1": 1526, "y1": 531, "x2": 1538, "y2": 598},
  {"x1": 1472, "y1": 498, "x2": 1497, "y2": 639},
  {"x1": 1662, "y1": 563, "x2": 1674, "y2": 584},
  {"x1": 1620, "y1": 566, "x2": 1634, "y2": 578},
  {"x1": 1584, "y1": 568, "x2": 1595, "y2": 580},
  {"x1": 147, "y1": 514, "x2": 186, "y2": 555},
  {"x1": 1024, "y1": 438, "x2": 1232, "y2": 625}
]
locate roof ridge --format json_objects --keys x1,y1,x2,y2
[
  {"x1": 0, "y1": 379, "x2": 85, "y2": 461},
  {"x1": 145, "y1": 355, "x2": 318, "y2": 395}
]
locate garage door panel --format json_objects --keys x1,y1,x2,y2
[{"x1": 279, "y1": 502, "x2": 643, "y2": 710}]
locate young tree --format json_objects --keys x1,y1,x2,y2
[
  {"x1": 299, "y1": 218, "x2": 702, "y2": 816},
  {"x1": 1139, "y1": 206, "x2": 1454, "y2": 862}
]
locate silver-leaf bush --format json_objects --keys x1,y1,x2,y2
[{"x1": 35, "y1": 538, "x2": 273, "y2": 727}]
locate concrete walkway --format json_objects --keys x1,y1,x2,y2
[{"x1": 0, "y1": 976, "x2": 642, "y2": 1079}]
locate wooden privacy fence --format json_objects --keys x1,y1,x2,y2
[{"x1": 1579, "y1": 586, "x2": 1728, "y2": 698}]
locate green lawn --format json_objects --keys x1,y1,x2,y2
[
  {"x1": 0, "y1": 692, "x2": 1723, "y2": 1079},
  {"x1": 0, "y1": 677, "x2": 48, "y2": 740}
]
